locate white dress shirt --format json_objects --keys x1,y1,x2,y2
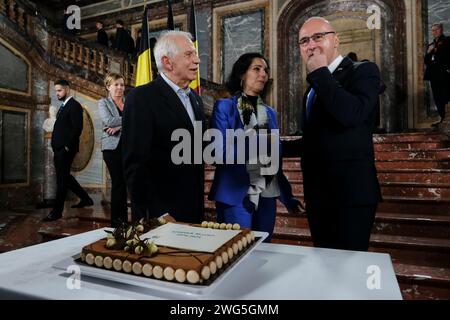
[{"x1": 160, "y1": 72, "x2": 196, "y2": 124}]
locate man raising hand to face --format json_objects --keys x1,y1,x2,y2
[{"x1": 294, "y1": 17, "x2": 382, "y2": 251}]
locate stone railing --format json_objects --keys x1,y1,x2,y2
[
  {"x1": 48, "y1": 34, "x2": 136, "y2": 85},
  {"x1": 0, "y1": 0, "x2": 29, "y2": 33},
  {"x1": 0, "y1": 0, "x2": 229, "y2": 102},
  {"x1": 0, "y1": 0, "x2": 136, "y2": 86}
]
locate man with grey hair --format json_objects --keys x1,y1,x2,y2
[
  {"x1": 286, "y1": 17, "x2": 382, "y2": 251},
  {"x1": 424, "y1": 23, "x2": 450, "y2": 124},
  {"x1": 122, "y1": 30, "x2": 205, "y2": 223}
]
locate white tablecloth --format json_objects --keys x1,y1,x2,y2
[{"x1": 0, "y1": 228, "x2": 402, "y2": 300}]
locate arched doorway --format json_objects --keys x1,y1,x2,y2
[{"x1": 277, "y1": 0, "x2": 407, "y2": 134}]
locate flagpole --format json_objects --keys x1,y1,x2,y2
[{"x1": 144, "y1": 3, "x2": 151, "y2": 82}]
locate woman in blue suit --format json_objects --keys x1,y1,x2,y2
[{"x1": 209, "y1": 53, "x2": 303, "y2": 242}]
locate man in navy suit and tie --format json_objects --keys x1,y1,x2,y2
[
  {"x1": 43, "y1": 80, "x2": 93, "y2": 221},
  {"x1": 293, "y1": 17, "x2": 382, "y2": 251}
]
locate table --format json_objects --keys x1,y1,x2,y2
[{"x1": 0, "y1": 228, "x2": 402, "y2": 299}]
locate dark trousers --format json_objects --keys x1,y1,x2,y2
[
  {"x1": 53, "y1": 149, "x2": 90, "y2": 213},
  {"x1": 306, "y1": 204, "x2": 377, "y2": 251},
  {"x1": 430, "y1": 78, "x2": 450, "y2": 120},
  {"x1": 216, "y1": 197, "x2": 277, "y2": 242},
  {"x1": 103, "y1": 149, "x2": 129, "y2": 227}
]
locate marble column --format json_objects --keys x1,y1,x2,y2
[{"x1": 43, "y1": 132, "x2": 56, "y2": 202}]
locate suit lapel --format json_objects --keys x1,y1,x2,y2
[
  {"x1": 155, "y1": 76, "x2": 194, "y2": 131},
  {"x1": 107, "y1": 96, "x2": 120, "y2": 116},
  {"x1": 59, "y1": 98, "x2": 73, "y2": 118},
  {"x1": 301, "y1": 57, "x2": 354, "y2": 128},
  {"x1": 301, "y1": 87, "x2": 311, "y2": 129},
  {"x1": 189, "y1": 91, "x2": 204, "y2": 122},
  {"x1": 331, "y1": 56, "x2": 354, "y2": 85}
]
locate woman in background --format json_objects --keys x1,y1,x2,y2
[{"x1": 98, "y1": 73, "x2": 131, "y2": 227}]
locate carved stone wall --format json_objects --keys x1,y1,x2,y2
[{"x1": 277, "y1": 0, "x2": 406, "y2": 134}]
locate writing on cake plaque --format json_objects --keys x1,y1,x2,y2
[{"x1": 140, "y1": 223, "x2": 242, "y2": 253}]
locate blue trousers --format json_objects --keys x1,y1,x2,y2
[{"x1": 216, "y1": 197, "x2": 277, "y2": 242}]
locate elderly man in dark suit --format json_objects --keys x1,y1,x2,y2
[
  {"x1": 122, "y1": 30, "x2": 205, "y2": 223},
  {"x1": 291, "y1": 17, "x2": 382, "y2": 251},
  {"x1": 43, "y1": 80, "x2": 93, "y2": 222}
]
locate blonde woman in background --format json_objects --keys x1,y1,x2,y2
[{"x1": 98, "y1": 73, "x2": 132, "y2": 227}]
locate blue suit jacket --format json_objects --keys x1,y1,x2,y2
[{"x1": 208, "y1": 96, "x2": 299, "y2": 209}]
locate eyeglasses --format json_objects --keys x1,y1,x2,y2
[{"x1": 298, "y1": 31, "x2": 336, "y2": 47}]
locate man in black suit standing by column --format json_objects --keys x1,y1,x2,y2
[
  {"x1": 122, "y1": 30, "x2": 205, "y2": 223},
  {"x1": 295, "y1": 17, "x2": 382, "y2": 251},
  {"x1": 424, "y1": 23, "x2": 450, "y2": 124},
  {"x1": 43, "y1": 80, "x2": 93, "y2": 222}
]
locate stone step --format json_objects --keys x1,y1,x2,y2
[
  {"x1": 272, "y1": 227, "x2": 450, "y2": 269},
  {"x1": 377, "y1": 196, "x2": 450, "y2": 215},
  {"x1": 373, "y1": 132, "x2": 449, "y2": 143},
  {"x1": 375, "y1": 160, "x2": 450, "y2": 170},
  {"x1": 375, "y1": 149, "x2": 450, "y2": 161},
  {"x1": 206, "y1": 193, "x2": 450, "y2": 216},
  {"x1": 275, "y1": 212, "x2": 450, "y2": 239},
  {"x1": 395, "y1": 263, "x2": 450, "y2": 299},
  {"x1": 380, "y1": 182, "x2": 450, "y2": 198},
  {"x1": 399, "y1": 281, "x2": 450, "y2": 300},
  {"x1": 377, "y1": 169, "x2": 450, "y2": 184},
  {"x1": 394, "y1": 263, "x2": 450, "y2": 288},
  {"x1": 374, "y1": 141, "x2": 449, "y2": 151}
]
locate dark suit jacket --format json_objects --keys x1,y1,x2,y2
[
  {"x1": 424, "y1": 35, "x2": 450, "y2": 81},
  {"x1": 114, "y1": 27, "x2": 135, "y2": 54},
  {"x1": 122, "y1": 75, "x2": 206, "y2": 223},
  {"x1": 97, "y1": 28, "x2": 109, "y2": 47},
  {"x1": 51, "y1": 97, "x2": 83, "y2": 153},
  {"x1": 298, "y1": 57, "x2": 382, "y2": 209}
]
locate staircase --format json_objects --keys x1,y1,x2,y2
[
  {"x1": 208, "y1": 132, "x2": 450, "y2": 299},
  {"x1": 2, "y1": 0, "x2": 449, "y2": 300}
]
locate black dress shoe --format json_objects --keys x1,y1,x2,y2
[
  {"x1": 71, "y1": 198, "x2": 94, "y2": 208},
  {"x1": 42, "y1": 211, "x2": 62, "y2": 222},
  {"x1": 36, "y1": 200, "x2": 54, "y2": 209}
]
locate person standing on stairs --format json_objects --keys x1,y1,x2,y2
[
  {"x1": 96, "y1": 21, "x2": 109, "y2": 47},
  {"x1": 43, "y1": 80, "x2": 93, "y2": 222},
  {"x1": 424, "y1": 23, "x2": 450, "y2": 125},
  {"x1": 286, "y1": 17, "x2": 382, "y2": 251}
]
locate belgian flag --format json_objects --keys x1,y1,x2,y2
[
  {"x1": 188, "y1": 0, "x2": 201, "y2": 94},
  {"x1": 167, "y1": 0, "x2": 174, "y2": 30},
  {"x1": 135, "y1": 5, "x2": 152, "y2": 87}
]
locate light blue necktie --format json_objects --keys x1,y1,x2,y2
[{"x1": 305, "y1": 87, "x2": 315, "y2": 121}]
